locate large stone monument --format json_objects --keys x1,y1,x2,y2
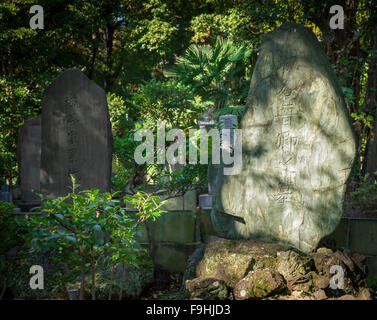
[
  {"x1": 40, "y1": 68, "x2": 113, "y2": 198},
  {"x1": 17, "y1": 116, "x2": 41, "y2": 203},
  {"x1": 210, "y1": 23, "x2": 356, "y2": 253}
]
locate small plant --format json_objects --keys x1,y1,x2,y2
[
  {"x1": 124, "y1": 191, "x2": 167, "y2": 223},
  {"x1": 28, "y1": 175, "x2": 167, "y2": 300},
  {"x1": 107, "y1": 191, "x2": 168, "y2": 300}
]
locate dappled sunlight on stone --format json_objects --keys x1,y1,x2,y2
[{"x1": 210, "y1": 23, "x2": 357, "y2": 253}]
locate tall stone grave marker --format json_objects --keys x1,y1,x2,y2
[
  {"x1": 18, "y1": 116, "x2": 41, "y2": 202},
  {"x1": 40, "y1": 68, "x2": 113, "y2": 198},
  {"x1": 210, "y1": 23, "x2": 356, "y2": 253}
]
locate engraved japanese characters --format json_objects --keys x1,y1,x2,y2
[
  {"x1": 210, "y1": 23, "x2": 356, "y2": 253},
  {"x1": 40, "y1": 68, "x2": 113, "y2": 199}
]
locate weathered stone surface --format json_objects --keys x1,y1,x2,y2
[
  {"x1": 210, "y1": 23, "x2": 356, "y2": 253},
  {"x1": 314, "y1": 249, "x2": 367, "y2": 291},
  {"x1": 183, "y1": 237, "x2": 371, "y2": 300},
  {"x1": 233, "y1": 269, "x2": 286, "y2": 299},
  {"x1": 17, "y1": 116, "x2": 41, "y2": 202},
  {"x1": 181, "y1": 247, "x2": 204, "y2": 297},
  {"x1": 352, "y1": 253, "x2": 367, "y2": 273},
  {"x1": 276, "y1": 249, "x2": 312, "y2": 280},
  {"x1": 311, "y1": 272, "x2": 329, "y2": 289},
  {"x1": 286, "y1": 273, "x2": 313, "y2": 292},
  {"x1": 314, "y1": 289, "x2": 327, "y2": 300},
  {"x1": 185, "y1": 277, "x2": 228, "y2": 300},
  {"x1": 337, "y1": 294, "x2": 356, "y2": 300},
  {"x1": 195, "y1": 237, "x2": 288, "y2": 287},
  {"x1": 357, "y1": 288, "x2": 373, "y2": 300},
  {"x1": 316, "y1": 247, "x2": 333, "y2": 255},
  {"x1": 312, "y1": 251, "x2": 355, "y2": 294},
  {"x1": 40, "y1": 68, "x2": 112, "y2": 198}
]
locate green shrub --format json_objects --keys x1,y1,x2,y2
[
  {"x1": 0, "y1": 200, "x2": 29, "y2": 299},
  {"x1": 129, "y1": 79, "x2": 208, "y2": 130},
  {"x1": 28, "y1": 175, "x2": 167, "y2": 300}
]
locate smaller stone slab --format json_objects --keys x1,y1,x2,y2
[{"x1": 17, "y1": 116, "x2": 41, "y2": 202}]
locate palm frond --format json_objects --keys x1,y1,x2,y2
[
  {"x1": 213, "y1": 105, "x2": 246, "y2": 117},
  {"x1": 164, "y1": 36, "x2": 251, "y2": 109}
]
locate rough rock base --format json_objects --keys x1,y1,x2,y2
[{"x1": 183, "y1": 236, "x2": 374, "y2": 300}]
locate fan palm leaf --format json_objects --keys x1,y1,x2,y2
[{"x1": 164, "y1": 36, "x2": 252, "y2": 112}]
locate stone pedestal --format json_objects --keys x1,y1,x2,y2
[{"x1": 184, "y1": 236, "x2": 372, "y2": 300}]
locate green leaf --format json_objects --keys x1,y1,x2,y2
[{"x1": 65, "y1": 235, "x2": 76, "y2": 242}]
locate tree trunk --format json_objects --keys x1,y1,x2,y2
[
  {"x1": 90, "y1": 247, "x2": 96, "y2": 300},
  {"x1": 144, "y1": 222, "x2": 155, "y2": 262},
  {"x1": 79, "y1": 246, "x2": 86, "y2": 300},
  {"x1": 88, "y1": 37, "x2": 98, "y2": 80},
  {"x1": 118, "y1": 263, "x2": 126, "y2": 300},
  {"x1": 108, "y1": 263, "x2": 115, "y2": 300}
]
